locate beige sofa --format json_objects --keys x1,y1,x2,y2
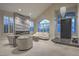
[{"x1": 33, "y1": 32, "x2": 49, "y2": 40}]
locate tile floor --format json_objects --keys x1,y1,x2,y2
[{"x1": 0, "y1": 37, "x2": 79, "y2": 56}]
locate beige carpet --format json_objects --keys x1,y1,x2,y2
[{"x1": 0, "y1": 37, "x2": 79, "y2": 56}]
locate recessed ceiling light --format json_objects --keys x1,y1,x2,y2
[{"x1": 18, "y1": 9, "x2": 22, "y2": 11}]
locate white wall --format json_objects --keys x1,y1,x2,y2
[
  {"x1": 55, "y1": 4, "x2": 77, "y2": 38},
  {"x1": 0, "y1": 10, "x2": 3, "y2": 34},
  {"x1": 77, "y1": 4, "x2": 79, "y2": 38},
  {"x1": 0, "y1": 10, "x2": 13, "y2": 39},
  {"x1": 35, "y1": 4, "x2": 56, "y2": 40},
  {"x1": 35, "y1": 3, "x2": 77, "y2": 40},
  {"x1": 0, "y1": 10, "x2": 13, "y2": 32}
]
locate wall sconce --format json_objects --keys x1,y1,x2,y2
[{"x1": 60, "y1": 6, "x2": 66, "y2": 18}]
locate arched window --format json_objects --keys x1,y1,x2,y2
[
  {"x1": 57, "y1": 12, "x2": 76, "y2": 33},
  {"x1": 38, "y1": 19, "x2": 50, "y2": 32}
]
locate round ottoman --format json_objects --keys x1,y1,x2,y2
[
  {"x1": 7, "y1": 35, "x2": 15, "y2": 45},
  {"x1": 16, "y1": 35, "x2": 33, "y2": 50}
]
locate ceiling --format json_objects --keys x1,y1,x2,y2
[{"x1": 0, "y1": 3, "x2": 52, "y2": 19}]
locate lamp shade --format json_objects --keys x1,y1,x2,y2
[{"x1": 60, "y1": 6, "x2": 66, "y2": 17}]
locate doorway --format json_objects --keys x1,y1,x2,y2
[{"x1": 61, "y1": 18, "x2": 72, "y2": 39}]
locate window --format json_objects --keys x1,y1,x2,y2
[
  {"x1": 57, "y1": 12, "x2": 76, "y2": 33},
  {"x1": 72, "y1": 16, "x2": 76, "y2": 32},
  {"x1": 57, "y1": 16, "x2": 61, "y2": 32},
  {"x1": 38, "y1": 19, "x2": 50, "y2": 32},
  {"x1": 4, "y1": 16, "x2": 14, "y2": 33},
  {"x1": 29, "y1": 21, "x2": 34, "y2": 32},
  {"x1": 9, "y1": 17, "x2": 14, "y2": 33},
  {"x1": 4, "y1": 16, "x2": 9, "y2": 33}
]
